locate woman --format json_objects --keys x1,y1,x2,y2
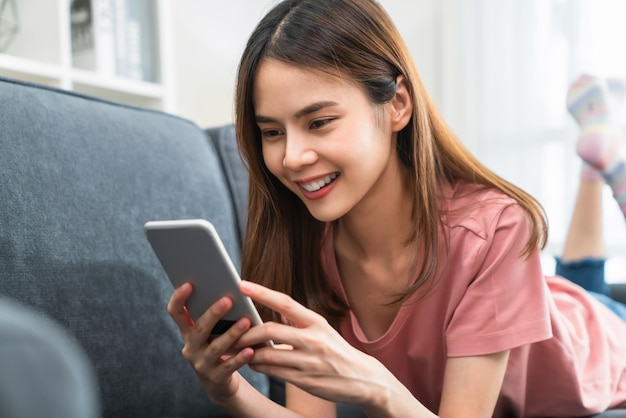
[{"x1": 168, "y1": 1, "x2": 626, "y2": 416}]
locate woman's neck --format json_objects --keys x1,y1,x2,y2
[{"x1": 335, "y1": 160, "x2": 414, "y2": 263}]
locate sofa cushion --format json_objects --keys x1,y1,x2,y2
[
  {"x1": 205, "y1": 124, "x2": 249, "y2": 246},
  {"x1": 0, "y1": 77, "x2": 267, "y2": 417}
]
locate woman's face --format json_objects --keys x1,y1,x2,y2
[{"x1": 253, "y1": 58, "x2": 404, "y2": 222}]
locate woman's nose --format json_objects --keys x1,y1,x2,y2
[{"x1": 282, "y1": 133, "x2": 318, "y2": 170}]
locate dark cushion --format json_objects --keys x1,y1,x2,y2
[
  {"x1": 0, "y1": 77, "x2": 267, "y2": 417},
  {"x1": 0, "y1": 297, "x2": 100, "y2": 418}
]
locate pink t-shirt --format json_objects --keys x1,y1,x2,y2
[{"x1": 321, "y1": 182, "x2": 626, "y2": 417}]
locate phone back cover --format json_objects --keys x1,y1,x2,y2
[{"x1": 145, "y1": 220, "x2": 259, "y2": 324}]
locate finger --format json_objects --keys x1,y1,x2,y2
[
  {"x1": 235, "y1": 320, "x2": 298, "y2": 349},
  {"x1": 195, "y1": 317, "x2": 253, "y2": 372},
  {"x1": 239, "y1": 281, "x2": 321, "y2": 327},
  {"x1": 247, "y1": 356, "x2": 327, "y2": 395},
  {"x1": 212, "y1": 347, "x2": 255, "y2": 382},
  {"x1": 167, "y1": 282, "x2": 195, "y2": 335},
  {"x1": 187, "y1": 296, "x2": 233, "y2": 347},
  {"x1": 249, "y1": 362, "x2": 301, "y2": 383},
  {"x1": 210, "y1": 316, "x2": 253, "y2": 357},
  {"x1": 248, "y1": 344, "x2": 314, "y2": 371}
]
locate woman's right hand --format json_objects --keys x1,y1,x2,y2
[{"x1": 167, "y1": 282, "x2": 255, "y2": 406}]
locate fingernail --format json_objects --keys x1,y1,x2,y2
[
  {"x1": 216, "y1": 297, "x2": 230, "y2": 310},
  {"x1": 236, "y1": 318, "x2": 248, "y2": 331},
  {"x1": 241, "y1": 347, "x2": 254, "y2": 361}
]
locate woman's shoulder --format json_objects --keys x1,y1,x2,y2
[
  {"x1": 444, "y1": 179, "x2": 517, "y2": 206},
  {"x1": 441, "y1": 180, "x2": 528, "y2": 239}
]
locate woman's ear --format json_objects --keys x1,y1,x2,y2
[{"x1": 390, "y1": 75, "x2": 413, "y2": 132}]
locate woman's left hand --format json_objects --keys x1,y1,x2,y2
[{"x1": 236, "y1": 280, "x2": 396, "y2": 408}]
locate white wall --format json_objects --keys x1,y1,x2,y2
[{"x1": 170, "y1": 0, "x2": 442, "y2": 129}]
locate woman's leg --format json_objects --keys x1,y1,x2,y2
[
  {"x1": 556, "y1": 76, "x2": 617, "y2": 294},
  {"x1": 557, "y1": 178, "x2": 609, "y2": 295},
  {"x1": 560, "y1": 179, "x2": 605, "y2": 263}
]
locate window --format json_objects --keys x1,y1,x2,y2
[{"x1": 440, "y1": 0, "x2": 626, "y2": 282}]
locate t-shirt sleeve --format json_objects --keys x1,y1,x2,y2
[{"x1": 445, "y1": 204, "x2": 552, "y2": 357}]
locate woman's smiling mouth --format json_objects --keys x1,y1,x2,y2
[{"x1": 300, "y1": 173, "x2": 339, "y2": 192}]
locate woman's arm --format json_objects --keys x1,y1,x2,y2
[
  {"x1": 211, "y1": 377, "x2": 304, "y2": 418},
  {"x1": 284, "y1": 353, "x2": 510, "y2": 418},
  {"x1": 239, "y1": 281, "x2": 511, "y2": 418},
  {"x1": 357, "y1": 352, "x2": 510, "y2": 418},
  {"x1": 286, "y1": 382, "x2": 337, "y2": 418},
  {"x1": 438, "y1": 351, "x2": 510, "y2": 418},
  {"x1": 239, "y1": 281, "x2": 438, "y2": 418}
]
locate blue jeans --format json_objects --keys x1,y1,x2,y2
[{"x1": 555, "y1": 257, "x2": 626, "y2": 321}]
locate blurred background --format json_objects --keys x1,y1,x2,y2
[{"x1": 1, "y1": 0, "x2": 625, "y2": 281}]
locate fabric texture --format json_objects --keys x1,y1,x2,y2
[
  {"x1": 0, "y1": 77, "x2": 268, "y2": 417},
  {"x1": 322, "y1": 181, "x2": 626, "y2": 417}
]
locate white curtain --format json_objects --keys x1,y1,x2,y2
[{"x1": 438, "y1": 0, "x2": 626, "y2": 282}]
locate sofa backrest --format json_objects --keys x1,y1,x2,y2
[
  {"x1": 0, "y1": 77, "x2": 265, "y2": 417},
  {"x1": 205, "y1": 124, "x2": 249, "y2": 246}
]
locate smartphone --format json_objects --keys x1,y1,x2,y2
[{"x1": 144, "y1": 219, "x2": 269, "y2": 343}]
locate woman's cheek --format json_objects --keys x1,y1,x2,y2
[{"x1": 262, "y1": 144, "x2": 283, "y2": 177}]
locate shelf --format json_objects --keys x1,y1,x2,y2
[
  {"x1": 0, "y1": 54, "x2": 64, "y2": 86},
  {"x1": 71, "y1": 68, "x2": 164, "y2": 108},
  {"x1": 0, "y1": 53, "x2": 166, "y2": 108},
  {"x1": 0, "y1": 0, "x2": 174, "y2": 112}
]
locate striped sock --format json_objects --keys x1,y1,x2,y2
[
  {"x1": 608, "y1": 164, "x2": 626, "y2": 214},
  {"x1": 567, "y1": 75, "x2": 626, "y2": 215},
  {"x1": 580, "y1": 162, "x2": 604, "y2": 183},
  {"x1": 607, "y1": 77, "x2": 626, "y2": 134},
  {"x1": 606, "y1": 78, "x2": 626, "y2": 213}
]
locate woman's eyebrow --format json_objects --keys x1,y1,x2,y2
[
  {"x1": 293, "y1": 101, "x2": 339, "y2": 118},
  {"x1": 255, "y1": 115, "x2": 277, "y2": 124},
  {"x1": 255, "y1": 101, "x2": 339, "y2": 124}
]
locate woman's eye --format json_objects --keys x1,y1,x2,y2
[
  {"x1": 261, "y1": 129, "x2": 283, "y2": 139},
  {"x1": 310, "y1": 118, "x2": 333, "y2": 129}
]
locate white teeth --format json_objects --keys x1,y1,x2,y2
[{"x1": 302, "y1": 173, "x2": 338, "y2": 192}]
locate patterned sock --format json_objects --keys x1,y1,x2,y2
[
  {"x1": 567, "y1": 75, "x2": 626, "y2": 215},
  {"x1": 607, "y1": 77, "x2": 626, "y2": 133},
  {"x1": 580, "y1": 162, "x2": 604, "y2": 182},
  {"x1": 607, "y1": 160, "x2": 626, "y2": 215}
]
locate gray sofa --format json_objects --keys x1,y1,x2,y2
[
  {"x1": 0, "y1": 76, "x2": 624, "y2": 418},
  {"x1": 0, "y1": 76, "x2": 268, "y2": 417}
]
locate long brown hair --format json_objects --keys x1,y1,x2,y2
[{"x1": 235, "y1": 0, "x2": 548, "y2": 326}]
